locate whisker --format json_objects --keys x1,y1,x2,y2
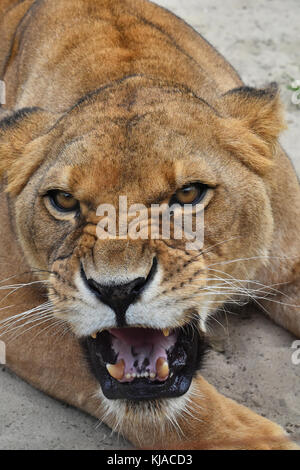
[
  {"x1": 0, "y1": 301, "x2": 53, "y2": 327},
  {"x1": 1, "y1": 311, "x2": 54, "y2": 338},
  {"x1": 0, "y1": 280, "x2": 49, "y2": 306},
  {"x1": 7, "y1": 315, "x2": 62, "y2": 342}
]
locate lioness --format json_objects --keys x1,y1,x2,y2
[{"x1": 0, "y1": 0, "x2": 299, "y2": 450}]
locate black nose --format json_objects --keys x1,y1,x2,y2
[{"x1": 82, "y1": 257, "x2": 157, "y2": 327}]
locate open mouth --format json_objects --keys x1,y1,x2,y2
[{"x1": 84, "y1": 321, "x2": 206, "y2": 401}]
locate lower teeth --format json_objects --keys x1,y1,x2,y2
[{"x1": 105, "y1": 361, "x2": 171, "y2": 382}]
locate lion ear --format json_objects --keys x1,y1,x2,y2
[
  {"x1": 218, "y1": 83, "x2": 286, "y2": 174},
  {"x1": 0, "y1": 107, "x2": 61, "y2": 195}
]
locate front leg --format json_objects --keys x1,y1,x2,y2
[
  {"x1": 260, "y1": 278, "x2": 300, "y2": 338},
  {"x1": 115, "y1": 375, "x2": 298, "y2": 450}
]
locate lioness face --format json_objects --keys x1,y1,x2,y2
[{"x1": 1, "y1": 77, "x2": 281, "y2": 405}]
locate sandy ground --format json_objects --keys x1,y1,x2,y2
[{"x1": 0, "y1": 0, "x2": 299, "y2": 450}]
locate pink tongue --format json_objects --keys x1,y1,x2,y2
[{"x1": 109, "y1": 328, "x2": 176, "y2": 382}]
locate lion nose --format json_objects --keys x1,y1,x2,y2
[{"x1": 82, "y1": 257, "x2": 157, "y2": 327}]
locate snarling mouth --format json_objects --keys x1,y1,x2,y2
[{"x1": 84, "y1": 321, "x2": 206, "y2": 401}]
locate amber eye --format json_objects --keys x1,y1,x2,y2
[
  {"x1": 171, "y1": 183, "x2": 208, "y2": 206},
  {"x1": 48, "y1": 190, "x2": 79, "y2": 213}
]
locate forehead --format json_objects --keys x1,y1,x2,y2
[{"x1": 43, "y1": 89, "x2": 219, "y2": 204}]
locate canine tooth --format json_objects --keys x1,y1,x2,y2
[
  {"x1": 162, "y1": 328, "x2": 170, "y2": 337},
  {"x1": 156, "y1": 357, "x2": 169, "y2": 379},
  {"x1": 91, "y1": 332, "x2": 97, "y2": 339},
  {"x1": 106, "y1": 360, "x2": 125, "y2": 381}
]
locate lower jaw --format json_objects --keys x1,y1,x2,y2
[
  {"x1": 95, "y1": 363, "x2": 195, "y2": 401},
  {"x1": 83, "y1": 322, "x2": 207, "y2": 401}
]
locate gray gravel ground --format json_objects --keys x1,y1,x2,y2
[{"x1": 0, "y1": 0, "x2": 299, "y2": 450}]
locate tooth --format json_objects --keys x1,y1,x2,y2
[
  {"x1": 144, "y1": 372, "x2": 149, "y2": 378},
  {"x1": 125, "y1": 373, "x2": 131, "y2": 380},
  {"x1": 156, "y1": 357, "x2": 169, "y2": 379},
  {"x1": 91, "y1": 332, "x2": 97, "y2": 339},
  {"x1": 150, "y1": 372, "x2": 156, "y2": 379},
  {"x1": 132, "y1": 373, "x2": 136, "y2": 378},
  {"x1": 162, "y1": 328, "x2": 170, "y2": 337},
  {"x1": 106, "y1": 360, "x2": 125, "y2": 381}
]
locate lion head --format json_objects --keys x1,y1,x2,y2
[{"x1": 0, "y1": 75, "x2": 284, "y2": 417}]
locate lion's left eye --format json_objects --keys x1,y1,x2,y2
[
  {"x1": 171, "y1": 183, "x2": 208, "y2": 206},
  {"x1": 47, "y1": 190, "x2": 79, "y2": 213}
]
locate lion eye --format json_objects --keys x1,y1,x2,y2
[
  {"x1": 48, "y1": 190, "x2": 79, "y2": 213},
  {"x1": 172, "y1": 183, "x2": 207, "y2": 206}
]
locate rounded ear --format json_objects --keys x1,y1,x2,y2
[
  {"x1": 217, "y1": 83, "x2": 286, "y2": 174},
  {"x1": 0, "y1": 107, "x2": 61, "y2": 195}
]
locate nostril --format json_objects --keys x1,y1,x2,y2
[
  {"x1": 128, "y1": 276, "x2": 147, "y2": 296},
  {"x1": 132, "y1": 283, "x2": 144, "y2": 295},
  {"x1": 84, "y1": 274, "x2": 146, "y2": 300},
  {"x1": 86, "y1": 275, "x2": 146, "y2": 301},
  {"x1": 80, "y1": 257, "x2": 158, "y2": 326},
  {"x1": 87, "y1": 277, "x2": 104, "y2": 297}
]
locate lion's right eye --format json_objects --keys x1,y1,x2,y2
[
  {"x1": 47, "y1": 190, "x2": 79, "y2": 213},
  {"x1": 170, "y1": 183, "x2": 208, "y2": 207}
]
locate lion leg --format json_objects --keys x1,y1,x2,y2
[
  {"x1": 119, "y1": 375, "x2": 298, "y2": 450},
  {"x1": 260, "y1": 279, "x2": 300, "y2": 338}
]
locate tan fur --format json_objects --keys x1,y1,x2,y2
[{"x1": 0, "y1": 0, "x2": 299, "y2": 450}]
